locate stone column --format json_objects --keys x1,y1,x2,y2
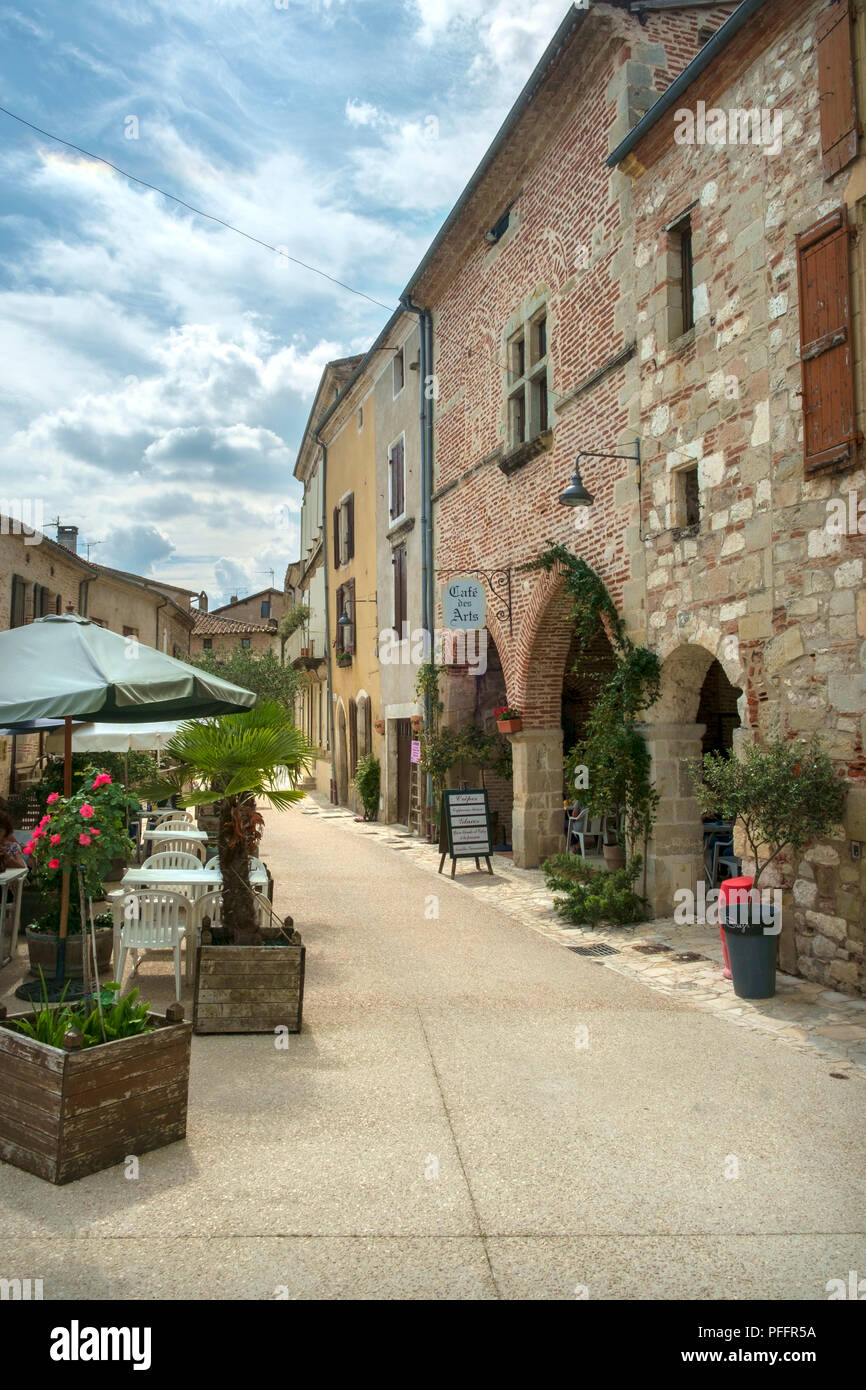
[
  {"x1": 511, "y1": 728, "x2": 564, "y2": 868},
  {"x1": 638, "y1": 722, "x2": 706, "y2": 915}
]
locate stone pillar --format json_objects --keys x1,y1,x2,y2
[
  {"x1": 511, "y1": 728, "x2": 564, "y2": 868},
  {"x1": 638, "y1": 722, "x2": 706, "y2": 915}
]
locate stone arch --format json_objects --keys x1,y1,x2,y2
[
  {"x1": 356, "y1": 689, "x2": 372, "y2": 758},
  {"x1": 640, "y1": 639, "x2": 746, "y2": 915},
  {"x1": 335, "y1": 699, "x2": 349, "y2": 806},
  {"x1": 513, "y1": 566, "x2": 574, "y2": 726}
]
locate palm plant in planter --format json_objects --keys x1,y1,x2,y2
[
  {"x1": 692, "y1": 737, "x2": 847, "y2": 998},
  {"x1": 145, "y1": 702, "x2": 314, "y2": 1032}
]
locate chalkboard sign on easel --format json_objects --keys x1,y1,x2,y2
[{"x1": 438, "y1": 789, "x2": 494, "y2": 877}]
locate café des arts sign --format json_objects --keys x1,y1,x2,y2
[{"x1": 441, "y1": 576, "x2": 486, "y2": 630}]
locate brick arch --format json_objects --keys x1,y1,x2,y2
[{"x1": 512, "y1": 566, "x2": 574, "y2": 728}]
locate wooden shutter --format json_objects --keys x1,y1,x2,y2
[
  {"x1": 390, "y1": 440, "x2": 405, "y2": 520},
  {"x1": 393, "y1": 544, "x2": 407, "y2": 635},
  {"x1": 333, "y1": 506, "x2": 341, "y2": 568},
  {"x1": 818, "y1": 0, "x2": 858, "y2": 178},
  {"x1": 796, "y1": 208, "x2": 857, "y2": 473},
  {"x1": 349, "y1": 698, "x2": 358, "y2": 777},
  {"x1": 346, "y1": 580, "x2": 355, "y2": 653},
  {"x1": 346, "y1": 494, "x2": 354, "y2": 560},
  {"x1": 10, "y1": 574, "x2": 25, "y2": 628}
]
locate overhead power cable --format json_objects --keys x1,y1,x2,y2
[{"x1": 0, "y1": 103, "x2": 396, "y2": 312}]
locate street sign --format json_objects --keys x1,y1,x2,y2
[
  {"x1": 441, "y1": 576, "x2": 486, "y2": 630},
  {"x1": 439, "y1": 789, "x2": 494, "y2": 878}
]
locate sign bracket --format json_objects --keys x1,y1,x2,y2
[{"x1": 437, "y1": 567, "x2": 513, "y2": 635}]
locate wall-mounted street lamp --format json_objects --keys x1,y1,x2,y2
[
  {"x1": 558, "y1": 440, "x2": 642, "y2": 510},
  {"x1": 338, "y1": 596, "x2": 377, "y2": 627}
]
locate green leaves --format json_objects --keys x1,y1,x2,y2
[
  {"x1": 691, "y1": 737, "x2": 847, "y2": 885},
  {"x1": 7, "y1": 976, "x2": 154, "y2": 1050},
  {"x1": 354, "y1": 754, "x2": 381, "y2": 820},
  {"x1": 543, "y1": 854, "x2": 648, "y2": 925},
  {"x1": 188, "y1": 645, "x2": 302, "y2": 710}
]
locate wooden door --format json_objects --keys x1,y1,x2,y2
[{"x1": 396, "y1": 718, "x2": 412, "y2": 825}]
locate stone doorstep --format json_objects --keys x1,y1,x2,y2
[{"x1": 305, "y1": 796, "x2": 866, "y2": 1077}]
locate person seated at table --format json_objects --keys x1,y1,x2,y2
[{"x1": 0, "y1": 811, "x2": 26, "y2": 871}]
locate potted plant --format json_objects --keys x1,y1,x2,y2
[
  {"x1": 354, "y1": 754, "x2": 381, "y2": 821},
  {"x1": 374, "y1": 717, "x2": 386, "y2": 735},
  {"x1": 20, "y1": 769, "x2": 139, "y2": 984},
  {"x1": 692, "y1": 737, "x2": 847, "y2": 999},
  {"x1": 144, "y1": 702, "x2": 314, "y2": 1034},
  {"x1": 0, "y1": 982, "x2": 190, "y2": 1184},
  {"x1": 565, "y1": 724, "x2": 658, "y2": 893},
  {"x1": 601, "y1": 819, "x2": 626, "y2": 872},
  {"x1": 336, "y1": 651, "x2": 352, "y2": 668},
  {"x1": 494, "y1": 705, "x2": 522, "y2": 734},
  {"x1": 410, "y1": 714, "x2": 424, "y2": 732}
]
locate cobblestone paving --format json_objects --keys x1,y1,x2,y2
[{"x1": 301, "y1": 797, "x2": 866, "y2": 1080}]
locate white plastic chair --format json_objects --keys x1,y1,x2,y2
[
  {"x1": 203, "y1": 858, "x2": 221, "y2": 874},
  {"x1": 113, "y1": 890, "x2": 190, "y2": 999},
  {"x1": 141, "y1": 850, "x2": 204, "y2": 873},
  {"x1": 153, "y1": 810, "x2": 194, "y2": 826},
  {"x1": 186, "y1": 889, "x2": 272, "y2": 981},
  {"x1": 150, "y1": 837, "x2": 205, "y2": 863},
  {"x1": 566, "y1": 809, "x2": 602, "y2": 856}
]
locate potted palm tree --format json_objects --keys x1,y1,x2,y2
[
  {"x1": 692, "y1": 737, "x2": 847, "y2": 999},
  {"x1": 145, "y1": 702, "x2": 314, "y2": 1033}
]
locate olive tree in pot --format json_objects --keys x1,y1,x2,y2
[
  {"x1": 145, "y1": 702, "x2": 314, "y2": 1033},
  {"x1": 692, "y1": 737, "x2": 847, "y2": 999}
]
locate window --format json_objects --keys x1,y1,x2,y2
[
  {"x1": 261, "y1": 600, "x2": 270, "y2": 618},
  {"x1": 666, "y1": 213, "x2": 695, "y2": 341},
  {"x1": 796, "y1": 208, "x2": 856, "y2": 473},
  {"x1": 675, "y1": 465, "x2": 701, "y2": 530},
  {"x1": 388, "y1": 437, "x2": 405, "y2": 523},
  {"x1": 122, "y1": 625, "x2": 138, "y2": 638},
  {"x1": 349, "y1": 697, "x2": 358, "y2": 778},
  {"x1": 333, "y1": 494, "x2": 354, "y2": 568},
  {"x1": 393, "y1": 348, "x2": 405, "y2": 397},
  {"x1": 818, "y1": 0, "x2": 858, "y2": 177},
  {"x1": 241, "y1": 637, "x2": 251, "y2": 649},
  {"x1": 54, "y1": 594, "x2": 61, "y2": 614},
  {"x1": 393, "y1": 543, "x2": 407, "y2": 637},
  {"x1": 506, "y1": 309, "x2": 549, "y2": 448},
  {"x1": 203, "y1": 638, "x2": 213, "y2": 650},
  {"x1": 336, "y1": 579, "x2": 355, "y2": 654},
  {"x1": 486, "y1": 207, "x2": 511, "y2": 245},
  {"x1": 357, "y1": 405, "x2": 364, "y2": 432}
]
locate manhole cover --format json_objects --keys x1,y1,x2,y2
[
  {"x1": 671, "y1": 951, "x2": 707, "y2": 963},
  {"x1": 568, "y1": 943, "x2": 620, "y2": 957},
  {"x1": 632, "y1": 942, "x2": 672, "y2": 954}
]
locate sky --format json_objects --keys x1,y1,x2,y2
[{"x1": 0, "y1": 0, "x2": 571, "y2": 605}]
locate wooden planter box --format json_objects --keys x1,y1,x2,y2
[
  {"x1": 0, "y1": 1008, "x2": 191, "y2": 1185},
  {"x1": 194, "y1": 940, "x2": 305, "y2": 1034}
]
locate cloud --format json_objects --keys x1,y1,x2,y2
[
  {"x1": 98, "y1": 523, "x2": 174, "y2": 575},
  {"x1": 345, "y1": 99, "x2": 382, "y2": 128}
]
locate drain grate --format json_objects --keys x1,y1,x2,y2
[
  {"x1": 632, "y1": 942, "x2": 672, "y2": 955},
  {"x1": 671, "y1": 951, "x2": 707, "y2": 963},
  {"x1": 568, "y1": 943, "x2": 620, "y2": 958}
]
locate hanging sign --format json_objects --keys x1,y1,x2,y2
[
  {"x1": 439, "y1": 789, "x2": 494, "y2": 878},
  {"x1": 410, "y1": 739, "x2": 421, "y2": 763},
  {"x1": 441, "y1": 576, "x2": 486, "y2": 630}
]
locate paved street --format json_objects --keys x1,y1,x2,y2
[{"x1": 1, "y1": 801, "x2": 864, "y2": 1300}]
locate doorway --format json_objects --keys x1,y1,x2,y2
[{"x1": 396, "y1": 718, "x2": 412, "y2": 825}]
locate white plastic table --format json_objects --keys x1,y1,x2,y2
[{"x1": 121, "y1": 866, "x2": 267, "y2": 889}]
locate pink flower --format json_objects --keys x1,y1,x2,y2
[
  {"x1": 39, "y1": 814, "x2": 50, "y2": 828},
  {"x1": 78, "y1": 833, "x2": 92, "y2": 846},
  {"x1": 79, "y1": 803, "x2": 95, "y2": 819},
  {"x1": 46, "y1": 792, "x2": 60, "y2": 804},
  {"x1": 50, "y1": 834, "x2": 61, "y2": 845},
  {"x1": 31, "y1": 827, "x2": 43, "y2": 840},
  {"x1": 48, "y1": 858, "x2": 60, "y2": 870},
  {"x1": 91, "y1": 773, "x2": 112, "y2": 788},
  {"x1": 22, "y1": 843, "x2": 34, "y2": 856},
  {"x1": 91, "y1": 827, "x2": 101, "y2": 836}
]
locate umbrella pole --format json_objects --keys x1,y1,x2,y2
[{"x1": 55, "y1": 718, "x2": 73, "y2": 986}]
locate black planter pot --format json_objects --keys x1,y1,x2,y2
[{"x1": 722, "y1": 923, "x2": 777, "y2": 999}]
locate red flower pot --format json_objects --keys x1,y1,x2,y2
[{"x1": 496, "y1": 718, "x2": 522, "y2": 734}]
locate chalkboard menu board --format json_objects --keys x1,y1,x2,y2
[{"x1": 439, "y1": 789, "x2": 494, "y2": 877}]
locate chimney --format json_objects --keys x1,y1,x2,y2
[
  {"x1": 198, "y1": 590, "x2": 208, "y2": 613},
  {"x1": 56, "y1": 525, "x2": 79, "y2": 554},
  {"x1": 230, "y1": 594, "x2": 238, "y2": 605}
]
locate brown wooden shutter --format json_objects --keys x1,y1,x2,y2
[
  {"x1": 393, "y1": 543, "x2": 407, "y2": 635},
  {"x1": 390, "y1": 439, "x2": 405, "y2": 520},
  {"x1": 796, "y1": 208, "x2": 857, "y2": 473},
  {"x1": 346, "y1": 493, "x2": 354, "y2": 560},
  {"x1": 346, "y1": 580, "x2": 355, "y2": 653},
  {"x1": 335, "y1": 582, "x2": 344, "y2": 653},
  {"x1": 818, "y1": 0, "x2": 858, "y2": 178},
  {"x1": 333, "y1": 506, "x2": 341, "y2": 568},
  {"x1": 349, "y1": 698, "x2": 358, "y2": 777},
  {"x1": 10, "y1": 574, "x2": 25, "y2": 628}
]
